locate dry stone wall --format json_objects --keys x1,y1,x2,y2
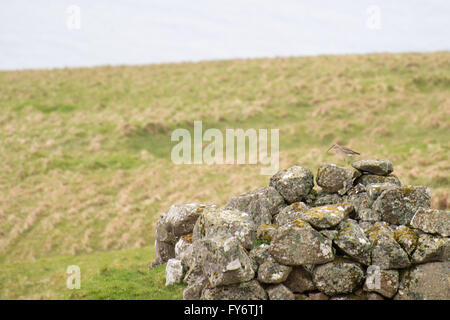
[{"x1": 153, "y1": 159, "x2": 450, "y2": 300}]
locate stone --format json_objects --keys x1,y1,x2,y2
[
  {"x1": 393, "y1": 226, "x2": 418, "y2": 255},
  {"x1": 269, "y1": 219, "x2": 334, "y2": 265},
  {"x1": 296, "y1": 203, "x2": 354, "y2": 229},
  {"x1": 248, "y1": 244, "x2": 274, "y2": 266},
  {"x1": 343, "y1": 184, "x2": 378, "y2": 221},
  {"x1": 165, "y1": 203, "x2": 215, "y2": 237},
  {"x1": 269, "y1": 165, "x2": 314, "y2": 204},
  {"x1": 316, "y1": 164, "x2": 361, "y2": 195},
  {"x1": 395, "y1": 262, "x2": 450, "y2": 300},
  {"x1": 334, "y1": 219, "x2": 372, "y2": 265},
  {"x1": 155, "y1": 203, "x2": 216, "y2": 264},
  {"x1": 411, "y1": 234, "x2": 450, "y2": 264},
  {"x1": 410, "y1": 207, "x2": 450, "y2": 237},
  {"x1": 154, "y1": 235, "x2": 175, "y2": 265},
  {"x1": 257, "y1": 261, "x2": 292, "y2": 284},
  {"x1": 351, "y1": 159, "x2": 394, "y2": 176},
  {"x1": 354, "y1": 289, "x2": 385, "y2": 300},
  {"x1": 308, "y1": 292, "x2": 329, "y2": 300},
  {"x1": 373, "y1": 186, "x2": 431, "y2": 225},
  {"x1": 312, "y1": 259, "x2": 365, "y2": 296},
  {"x1": 266, "y1": 284, "x2": 295, "y2": 300},
  {"x1": 366, "y1": 183, "x2": 398, "y2": 201},
  {"x1": 183, "y1": 269, "x2": 209, "y2": 300},
  {"x1": 174, "y1": 236, "x2": 193, "y2": 267},
  {"x1": 273, "y1": 202, "x2": 309, "y2": 226},
  {"x1": 320, "y1": 230, "x2": 338, "y2": 240},
  {"x1": 329, "y1": 295, "x2": 364, "y2": 300},
  {"x1": 283, "y1": 266, "x2": 316, "y2": 293},
  {"x1": 363, "y1": 267, "x2": 399, "y2": 298},
  {"x1": 314, "y1": 191, "x2": 343, "y2": 206},
  {"x1": 192, "y1": 207, "x2": 256, "y2": 250},
  {"x1": 303, "y1": 189, "x2": 318, "y2": 206},
  {"x1": 190, "y1": 234, "x2": 255, "y2": 287},
  {"x1": 358, "y1": 221, "x2": 375, "y2": 233},
  {"x1": 366, "y1": 222, "x2": 410, "y2": 269},
  {"x1": 165, "y1": 258, "x2": 184, "y2": 286},
  {"x1": 256, "y1": 224, "x2": 278, "y2": 242},
  {"x1": 225, "y1": 186, "x2": 286, "y2": 226},
  {"x1": 201, "y1": 280, "x2": 267, "y2": 300},
  {"x1": 355, "y1": 174, "x2": 401, "y2": 187}
]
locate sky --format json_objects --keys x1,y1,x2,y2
[{"x1": 0, "y1": 0, "x2": 449, "y2": 70}]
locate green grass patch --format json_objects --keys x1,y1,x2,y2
[{"x1": 67, "y1": 265, "x2": 184, "y2": 300}]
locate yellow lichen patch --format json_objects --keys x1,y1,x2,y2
[
  {"x1": 291, "y1": 219, "x2": 309, "y2": 228},
  {"x1": 182, "y1": 233, "x2": 193, "y2": 243},
  {"x1": 257, "y1": 224, "x2": 278, "y2": 242},
  {"x1": 291, "y1": 202, "x2": 308, "y2": 212},
  {"x1": 400, "y1": 186, "x2": 413, "y2": 196},
  {"x1": 393, "y1": 226, "x2": 417, "y2": 243},
  {"x1": 366, "y1": 223, "x2": 392, "y2": 245}
]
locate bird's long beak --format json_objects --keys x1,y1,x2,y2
[{"x1": 326, "y1": 145, "x2": 334, "y2": 153}]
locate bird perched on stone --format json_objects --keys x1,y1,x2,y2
[{"x1": 327, "y1": 143, "x2": 360, "y2": 165}]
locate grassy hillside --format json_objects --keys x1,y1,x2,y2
[{"x1": 0, "y1": 52, "x2": 449, "y2": 299}]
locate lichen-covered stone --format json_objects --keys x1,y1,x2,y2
[
  {"x1": 283, "y1": 266, "x2": 316, "y2": 293},
  {"x1": 192, "y1": 207, "x2": 256, "y2": 250},
  {"x1": 274, "y1": 202, "x2": 309, "y2": 226},
  {"x1": 225, "y1": 186, "x2": 286, "y2": 226},
  {"x1": 410, "y1": 207, "x2": 450, "y2": 237},
  {"x1": 269, "y1": 219, "x2": 334, "y2": 265},
  {"x1": 165, "y1": 258, "x2": 185, "y2": 286},
  {"x1": 190, "y1": 234, "x2": 255, "y2": 287},
  {"x1": 248, "y1": 244, "x2": 274, "y2": 266},
  {"x1": 296, "y1": 203, "x2": 354, "y2": 229},
  {"x1": 175, "y1": 236, "x2": 193, "y2": 268},
  {"x1": 366, "y1": 183, "x2": 398, "y2": 201},
  {"x1": 356, "y1": 174, "x2": 401, "y2": 187},
  {"x1": 411, "y1": 234, "x2": 450, "y2": 264},
  {"x1": 257, "y1": 261, "x2": 292, "y2": 284},
  {"x1": 366, "y1": 222, "x2": 410, "y2": 269},
  {"x1": 373, "y1": 186, "x2": 431, "y2": 225},
  {"x1": 165, "y1": 203, "x2": 217, "y2": 238},
  {"x1": 363, "y1": 268, "x2": 399, "y2": 298},
  {"x1": 154, "y1": 234, "x2": 176, "y2": 265},
  {"x1": 320, "y1": 230, "x2": 338, "y2": 240},
  {"x1": 393, "y1": 226, "x2": 418, "y2": 255},
  {"x1": 201, "y1": 280, "x2": 267, "y2": 300},
  {"x1": 351, "y1": 159, "x2": 394, "y2": 176},
  {"x1": 308, "y1": 292, "x2": 329, "y2": 300},
  {"x1": 358, "y1": 221, "x2": 375, "y2": 233},
  {"x1": 395, "y1": 262, "x2": 450, "y2": 300},
  {"x1": 314, "y1": 191, "x2": 343, "y2": 206},
  {"x1": 343, "y1": 184, "x2": 378, "y2": 221},
  {"x1": 334, "y1": 219, "x2": 372, "y2": 265},
  {"x1": 256, "y1": 224, "x2": 278, "y2": 242},
  {"x1": 155, "y1": 203, "x2": 216, "y2": 264},
  {"x1": 266, "y1": 284, "x2": 295, "y2": 300},
  {"x1": 312, "y1": 259, "x2": 365, "y2": 296},
  {"x1": 354, "y1": 290, "x2": 385, "y2": 300},
  {"x1": 183, "y1": 267, "x2": 209, "y2": 300},
  {"x1": 316, "y1": 164, "x2": 361, "y2": 195},
  {"x1": 269, "y1": 166, "x2": 314, "y2": 204}
]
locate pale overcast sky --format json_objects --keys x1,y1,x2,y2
[{"x1": 0, "y1": 0, "x2": 449, "y2": 70}]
